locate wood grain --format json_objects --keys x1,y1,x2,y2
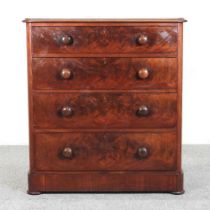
[
  {"x1": 33, "y1": 92, "x2": 177, "y2": 129},
  {"x1": 23, "y1": 18, "x2": 186, "y2": 23},
  {"x1": 31, "y1": 26, "x2": 178, "y2": 54},
  {"x1": 28, "y1": 171, "x2": 184, "y2": 193},
  {"x1": 25, "y1": 19, "x2": 185, "y2": 194},
  {"x1": 34, "y1": 131, "x2": 177, "y2": 171},
  {"x1": 32, "y1": 57, "x2": 177, "y2": 90}
]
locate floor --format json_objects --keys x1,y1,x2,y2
[{"x1": 0, "y1": 145, "x2": 209, "y2": 210}]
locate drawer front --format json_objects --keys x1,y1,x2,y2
[
  {"x1": 34, "y1": 132, "x2": 177, "y2": 171},
  {"x1": 33, "y1": 58, "x2": 177, "y2": 90},
  {"x1": 33, "y1": 93, "x2": 177, "y2": 129},
  {"x1": 31, "y1": 26, "x2": 177, "y2": 54}
]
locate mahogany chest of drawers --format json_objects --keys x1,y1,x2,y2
[{"x1": 24, "y1": 18, "x2": 186, "y2": 194}]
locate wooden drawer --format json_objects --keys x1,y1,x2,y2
[
  {"x1": 32, "y1": 58, "x2": 177, "y2": 90},
  {"x1": 34, "y1": 132, "x2": 177, "y2": 171},
  {"x1": 33, "y1": 92, "x2": 177, "y2": 129},
  {"x1": 31, "y1": 26, "x2": 177, "y2": 55}
]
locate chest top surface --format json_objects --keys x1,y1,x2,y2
[{"x1": 23, "y1": 18, "x2": 187, "y2": 23}]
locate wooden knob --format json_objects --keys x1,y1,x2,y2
[
  {"x1": 137, "y1": 68, "x2": 150, "y2": 79},
  {"x1": 61, "y1": 35, "x2": 73, "y2": 45},
  {"x1": 61, "y1": 106, "x2": 73, "y2": 117},
  {"x1": 137, "y1": 147, "x2": 149, "y2": 159},
  {"x1": 137, "y1": 34, "x2": 148, "y2": 45},
  {"x1": 136, "y1": 105, "x2": 150, "y2": 116},
  {"x1": 62, "y1": 147, "x2": 73, "y2": 158},
  {"x1": 60, "y1": 68, "x2": 72, "y2": 79}
]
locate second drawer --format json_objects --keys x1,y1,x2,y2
[
  {"x1": 33, "y1": 92, "x2": 177, "y2": 129},
  {"x1": 32, "y1": 57, "x2": 177, "y2": 90}
]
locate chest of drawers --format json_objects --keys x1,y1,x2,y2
[{"x1": 24, "y1": 18, "x2": 186, "y2": 194}]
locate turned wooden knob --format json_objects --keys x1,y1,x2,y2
[
  {"x1": 61, "y1": 106, "x2": 73, "y2": 117},
  {"x1": 137, "y1": 68, "x2": 150, "y2": 79},
  {"x1": 137, "y1": 147, "x2": 149, "y2": 159},
  {"x1": 61, "y1": 35, "x2": 73, "y2": 45},
  {"x1": 62, "y1": 147, "x2": 73, "y2": 158},
  {"x1": 136, "y1": 105, "x2": 150, "y2": 116},
  {"x1": 137, "y1": 34, "x2": 148, "y2": 45},
  {"x1": 60, "y1": 68, "x2": 72, "y2": 79}
]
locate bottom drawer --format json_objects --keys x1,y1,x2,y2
[{"x1": 34, "y1": 132, "x2": 177, "y2": 171}]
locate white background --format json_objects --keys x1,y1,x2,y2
[{"x1": 0, "y1": 0, "x2": 209, "y2": 145}]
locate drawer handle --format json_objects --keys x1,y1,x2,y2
[
  {"x1": 136, "y1": 105, "x2": 150, "y2": 116},
  {"x1": 60, "y1": 68, "x2": 72, "y2": 80},
  {"x1": 62, "y1": 147, "x2": 73, "y2": 159},
  {"x1": 61, "y1": 106, "x2": 73, "y2": 117},
  {"x1": 137, "y1": 34, "x2": 148, "y2": 45},
  {"x1": 137, "y1": 68, "x2": 150, "y2": 79},
  {"x1": 137, "y1": 147, "x2": 149, "y2": 159},
  {"x1": 61, "y1": 35, "x2": 73, "y2": 45}
]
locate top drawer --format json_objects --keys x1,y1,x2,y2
[{"x1": 31, "y1": 26, "x2": 178, "y2": 55}]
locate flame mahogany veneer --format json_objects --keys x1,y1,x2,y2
[{"x1": 24, "y1": 18, "x2": 186, "y2": 194}]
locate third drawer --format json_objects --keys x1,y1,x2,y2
[{"x1": 33, "y1": 92, "x2": 177, "y2": 129}]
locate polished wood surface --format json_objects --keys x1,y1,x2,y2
[
  {"x1": 31, "y1": 26, "x2": 177, "y2": 54},
  {"x1": 33, "y1": 92, "x2": 177, "y2": 129},
  {"x1": 60, "y1": 68, "x2": 72, "y2": 80},
  {"x1": 23, "y1": 18, "x2": 187, "y2": 23},
  {"x1": 28, "y1": 171, "x2": 183, "y2": 193},
  {"x1": 61, "y1": 35, "x2": 73, "y2": 45},
  {"x1": 136, "y1": 105, "x2": 150, "y2": 116},
  {"x1": 136, "y1": 34, "x2": 148, "y2": 45},
  {"x1": 60, "y1": 105, "x2": 73, "y2": 117},
  {"x1": 32, "y1": 57, "x2": 177, "y2": 90},
  {"x1": 34, "y1": 132, "x2": 176, "y2": 171},
  {"x1": 62, "y1": 147, "x2": 73, "y2": 159},
  {"x1": 25, "y1": 19, "x2": 185, "y2": 194},
  {"x1": 137, "y1": 68, "x2": 150, "y2": 79}
]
